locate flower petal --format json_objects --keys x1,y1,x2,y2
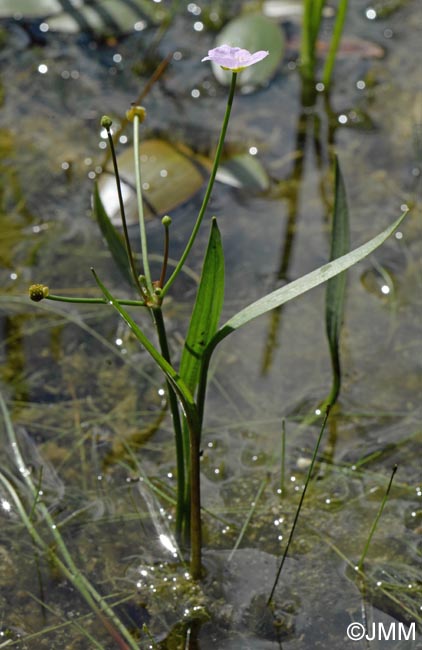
[{"x1": 202, "y1": 45, "x2": 269, "y2": 71}]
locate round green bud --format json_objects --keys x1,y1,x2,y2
[
  {"x1": 126, "y1": 105, "x2": 147, "y2": 123},
  {"x1": 161, "y1": 215, "x2": 172, "y2": 227},
  {"x1": 101, "y1": 115, "x2": 113, "y2": 130},
  {"x1": 29, "y1": 284, "x2": 49, "y2": 302},
  {"x1": 154, "y1": 287, "x2": 163, "y2": 297}
]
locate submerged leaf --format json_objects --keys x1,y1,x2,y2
[
  {"x1": 325, "y1": 158, "x2": 350, "y2": 405},
  {"x1": 98, "y1": 139, "x2": 205, "y2": 224},
  {"x1": 211, "y1": 14, "x2": 284, "y2": 88}
]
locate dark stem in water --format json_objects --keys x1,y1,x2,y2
[
  {"x1": 152, "y1": 307, "x2": 185, "y2": 542},
  {"x1": 268, "y1": 407, "x2": 331, "y2": 604},
  {"x1": 358, "y1": 465, "x2": 398, "y2": 572}
]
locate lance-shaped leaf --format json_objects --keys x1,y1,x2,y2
[
  {"x1": 209, "y1": 209, "x2": 408, "y2": 350},
  {"x1": 92, "y1": 183, "x2": 133, "y2": 288},
  {"x1": 325, "y1": 157, "x2": 350, "y2": 405},
  {"x1": 91, "y1": 269, "x2": 196, "y2": 417},
  {"x1": 180, "y1": 218, "x2": 224, "y2": 394}
]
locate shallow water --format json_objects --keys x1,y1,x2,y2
[{"x1": 0, "y1": 1, "x2": 421, "y2": 648}]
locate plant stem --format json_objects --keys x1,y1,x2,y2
[
  {"x1": 162, "y1": 72, "x2": 238, "y2": 297},
  {"x1": 228, "y1": 476, "x2": 268, "y2": 561},
  {"x1": 152, "y1": 307, "x2": 186, "y2": 542},
  {"x1": 301, "y1": 0, "x2": 313, "y2": 82},
  {"x1": 268, "y1": 407, "x2": 330, "y2": 604},
  {"x1": 133, "y1": 114, "x2": 153, "y2": 295},
  {"x1": 105, "y1": 126, "x2": 145, "y2": 299},
  {"x1": 46, "y1": 294, "x2": 145, "y2": 306},
  {"x1": 301, "y1": 0, "x2": 324, "y2": 84},
  {"x1": 322, "y1": 0, "x2": 349, "y2": 89},
  {"x1": 159, "y1": 220, "x2": 170, "y2": 288},
  {"x1": 358, "y1": 465, "x2": 398, "y2": 572},
  {"x1": 280, "y1": 419, "x2": 286, "y2": 494},
  {"x1": 186, "y1": 409, "x2": 202, "y2": 579}
]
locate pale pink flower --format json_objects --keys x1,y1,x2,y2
[{"x1": 201, "y1": 45, "x2": 269, "y2": 72}]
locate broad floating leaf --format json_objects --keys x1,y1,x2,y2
[
  {"x1": 211, "y1": 14, "x2": 284, "y2": 88},
  {"x1": 262, "y1": 1, "x2": 334, "y2": 20},
  {"x1": 98, "y1": 139, "x2": 205, "y2": 225},
  {"x1": 217, "y1": 153, "x2": 270, "y2": 192}
]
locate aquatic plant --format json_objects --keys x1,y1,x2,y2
[
  {"x1": 26, "y1": 45, "x2": 407, "y2": 584},
  {"x1": 301, "y1": 0, "x2": 349, "y2": 90}
]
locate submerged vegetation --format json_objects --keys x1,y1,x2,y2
[{"x1": 0, "y1": 1, "x2": 420, "y2": 648}]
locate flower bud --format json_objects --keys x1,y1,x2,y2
[
  {"x1": 29, "y1": 284, "x2": 49, "y2": 302},
  {"x1": 126, "y1": 105, "x2": 147, "y2": 123},
  {"x1": 101, "y1": 115, "x2": 113, "y2": 130},
  {"x1": 161, "y1": 215, "x2": 172, "y2": 227}
]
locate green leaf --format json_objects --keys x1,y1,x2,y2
[
  {"x1": 325, "y1": 157, "x2": 350, "y2": 404},
  {"x1": 92, "y1": 183, "x2": 133, "y2": 288},
  {"x1": 210, "y1": 209, "x2": 408, "y2": 348},
  {"x1": 180, "y1": 218, "x2": 225, "y2": 394},
  {"x1": 91, "y1": 270, "x2": 197, "y2": 416},
  {"x1": 211, "y1": 13, "x2": 284, "y2": 88}
]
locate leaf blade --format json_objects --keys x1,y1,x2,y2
[
  {"x1": 92, "y1": 183, "x2": 133, "y2": 288},
  {"x1": 180, "y1": 218, "x2": 225, "y2": 394},
  {"x1": 91, "y1": 269, "x2": 196, "y2": 413},
  {"x1": 325, "y1": 157, "x2": 350, "y2": 403},
  {"x1": 212, "y1": 210, "x2": 408, "y2": 345}
]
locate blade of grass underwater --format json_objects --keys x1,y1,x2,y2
[
  {"x1": 91, "y1": 269, "x2": 196, "y2": 415},
  {"x1": 210, "y1": 209, "x2": 408, "y2": 348},
  {"x1": 325, "y1": 157, "x2": 350, "y2": 406},
  {"x1": 0, "y1": 392, "x2": 140, "y2": 650},
  {"x1": 180, "y1": 217, "x2": 225, "y2": 395},
  {"x1": 92, "y1": 184, "x2": 134, "y2": 288}
]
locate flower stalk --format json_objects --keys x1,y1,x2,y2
[{"x1": 162, "y1": 71, "x2": 238, "y2": 297}]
